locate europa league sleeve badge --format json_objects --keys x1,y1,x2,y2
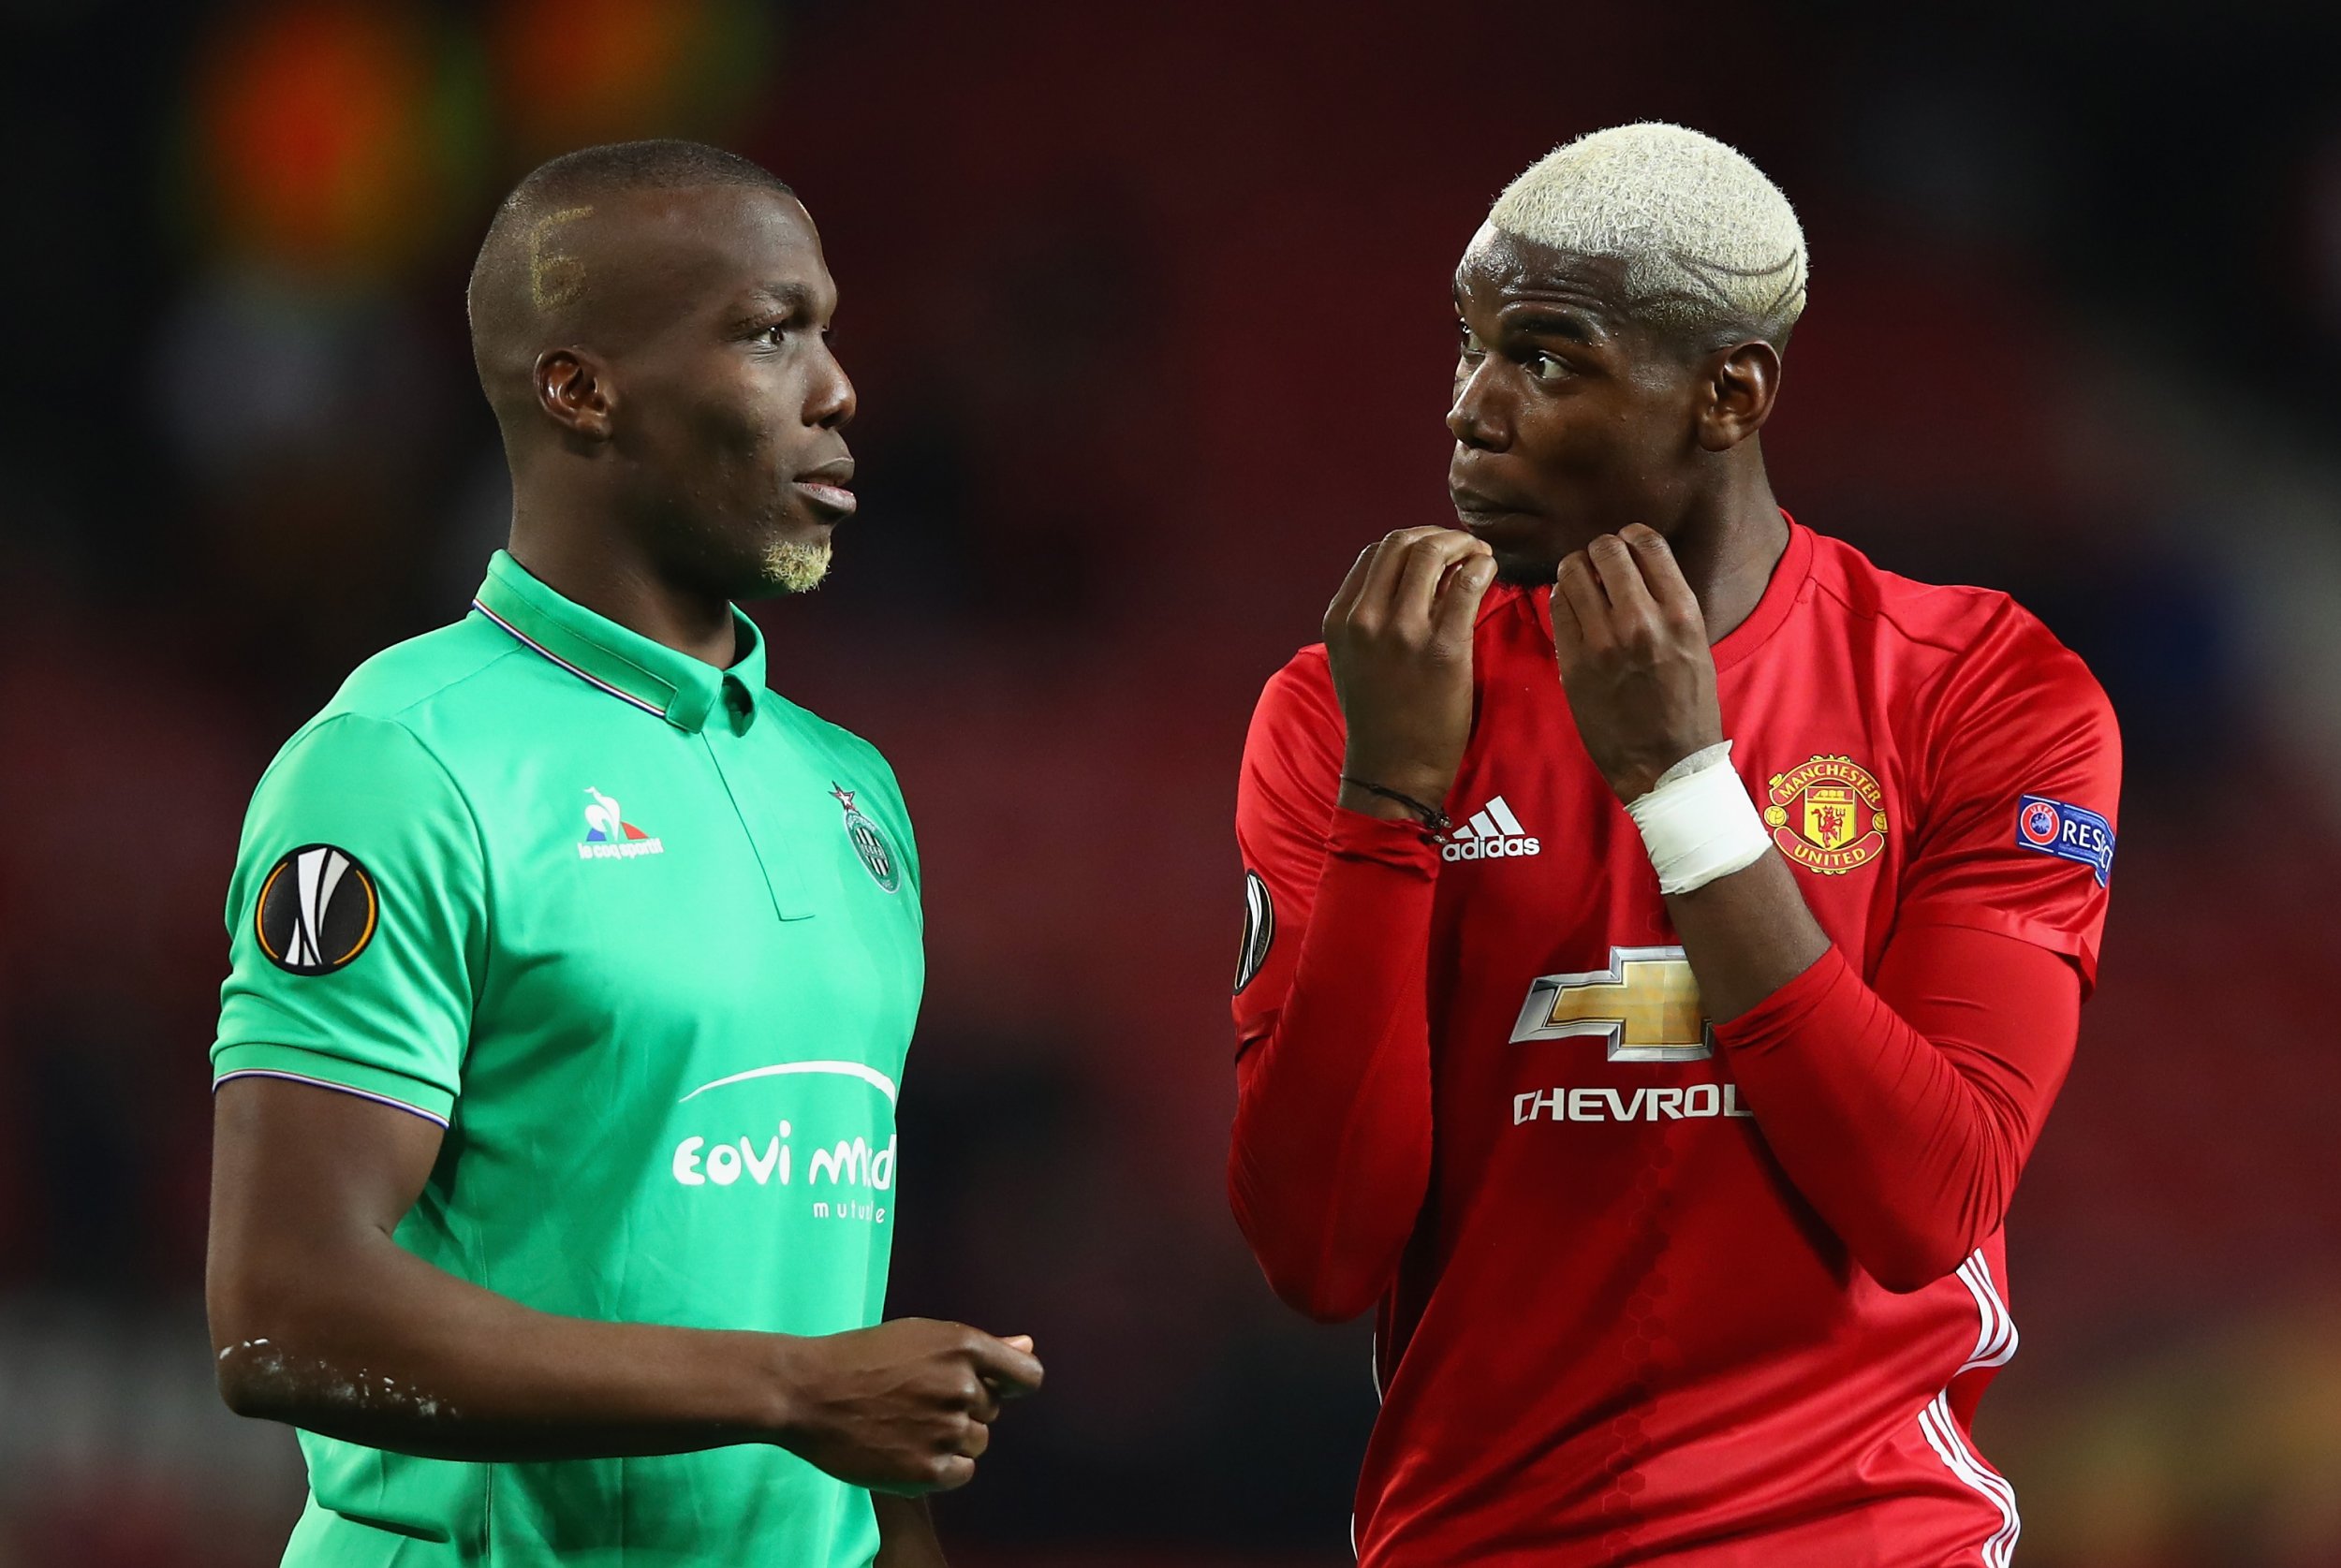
[{"x1": 254, "y1": 844, "x2": 381, "y2": 975}]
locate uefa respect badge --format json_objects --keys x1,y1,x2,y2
[{"x1": 2015, "y1": 795, "x2": 2115, "y2": 886}]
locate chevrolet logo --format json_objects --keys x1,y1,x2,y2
[{"x1": 1509, "y1": 945, "x2": 1714, "y2": 1062}]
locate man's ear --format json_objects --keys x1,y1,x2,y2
[
  {"x1": 535, "y1": 349, "x2": 616, "y2": 444},
  {"x1": 1695, "y1": 339, "x2": 1781, "y2": 453}
]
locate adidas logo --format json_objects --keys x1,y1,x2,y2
[{"x1": 1444, "y1": 796, "x2": 1541, "y2": 862}]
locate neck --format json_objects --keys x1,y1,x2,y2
[
  {"x1": 1668, "y1": 451, "x2": 1789, "y2": 645},
  {"x1": 507, "y1": 490, "x2": 740, "y2": 669}
]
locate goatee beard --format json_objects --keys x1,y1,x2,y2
[{"x1": 762, "y1": 538, "x2": 833, "y2": 594}]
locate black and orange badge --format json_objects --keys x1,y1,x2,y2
[
  {"x1": 255, "y1": 844, "x2": 380, "y2": 975},
  {"x1": 1234, "y1": 870, "x2": 1274, "y2": 993}
]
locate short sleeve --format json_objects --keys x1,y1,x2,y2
[
  {"x1": 1232, "y1": 650, "x2": 1345, "y2": 1046},
  {"x1": 212, "y1": 713, "x2": 487, "y2": 1125},
  {"x1": 1895, "y1": 610, "x2": 2122, "y2": 994}
]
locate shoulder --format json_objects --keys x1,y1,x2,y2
[
  {"x1": 1801, "y1": 535, "x2": 2117, "y2": 820},
  {"x1": 257, "y1": 618, "x2": 524, "y2": 800},
  {"x1": 1242, "y1": 646, "x2": 1344, "y2": 782},
  {"x1": 1806, "y1": 531, "x2": 2016, "y2": 652},
  {"x1": 294, "y1": 613, "x2": 512, "y2": 725},
  {"x1": 769, "y1": 696, "x2": 906, "y2": 806},
  {"x1": 302, "y1": 613, "x2": 539, "y2": 775},
  {"x1": 1254, "y1": 644, "x2": 1337, "y2": 726},
  {"x1": 326, "y1": 614, "x2": 529, "y2": 725},
  {"x1": 1240, "y1": 646, "x2": 1344, "y2": 825},
  {"x1": 1807, "y1": 531, "x2": 2111, "y2": 725}
]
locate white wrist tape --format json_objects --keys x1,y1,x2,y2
[{"x1": 1624, "y1": 740, "x2": 1772, "y2": 895}]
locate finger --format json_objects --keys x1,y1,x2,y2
[
  {"x1": 1354, "y1": 526, "x2": 1449, "y2": 620},
  {"x1": 953, "y1": 1417, "x2": 993, "y2": 1458},
  {"x1": 926, "y1": 1454, "x2": 976, "y2": 1492},
  {"x1": 1619, "y1": 524, "x2": 1700, "y2": 623},
  {"x1": 961, "y1": 1374, "x2": 1004, "y2": 1423},
  {"x1": 965, "y1": 1331, "x2": 1046, "y2": 1398},
  {"x1": 1431, "y1": 551, "x2": 1497, "y2": 645},
  {"x1": 1391, "y1": 532, "x2": 1491, "y2": 631},
  {"x1": 1001, "y1": 1335, "x2": 1034, "y2": 1354},
  {"x1": 1547, "y1": 572, "x2": 1585, "y2": 667},
  {"x1": 1324, "y1": 541, "x2": 1381, "y2": 626},
  {"x1": 1553, "y1": 551, "x2": 1612, "y2": 647},
  {"x1": 1587, "y1": 535, "x2": 1661, "y2": 641}
]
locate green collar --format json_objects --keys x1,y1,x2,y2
[{"x1": 472, "y1": 551, "x2": 765, "y2": 734}]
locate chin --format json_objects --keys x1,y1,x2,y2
[
  {"x1": 1493, "y1": 549, "x2": 1562, "y2": 588},
  {"x1": 757, "y1": 536, "x2": 834, "y2": 595}
]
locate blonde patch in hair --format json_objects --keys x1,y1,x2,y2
[
  {"x1": 1489, "y1": 124, "x2": 1807, "y2": 344},
  {"x1": 527, "y1": 206, "x2": 595, "y2": 311}
]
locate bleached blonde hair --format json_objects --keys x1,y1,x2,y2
[{"x1": 1487, "y1": 123, "x2": 1807, "y2": 348}]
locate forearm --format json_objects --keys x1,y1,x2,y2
[
  {"x1": 1672, "y1": 861, "x2": 2071, "y2": 1289},
  {"x1": 213, "y1": 1233, "x2": 790, "y2": 1461},
  {"x1": 1229, "y1": 809, "x2": 1438, "y2": 1322},
  {"x1": 874, "y1": 1494, "x2": 947, "y2": 1567},
  {"x1": 1662, "y1": 849, "x2": 1830, "y2": 1022},
  {"x1": 1709, "y1": 949, "x2": 2009, "y2": 1288}
]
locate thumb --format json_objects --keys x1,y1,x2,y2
[{"x1": 969, "y1": 1333, "x2": 1046, "y2": 1397}]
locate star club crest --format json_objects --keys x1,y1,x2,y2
[
  {"x1": 1762, "y1": 755, "x2": 1889, "y2": 875},
  {"x1": 830, "y1": 783, "x2": 900, "y2": 893}
]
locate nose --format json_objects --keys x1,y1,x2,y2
[
  {"x1": 1447, "y1": 356, "x2": 1509, "y2": 452},
  {"x1": 808, "y1": 337, "x2": 856, "y2": 431}
]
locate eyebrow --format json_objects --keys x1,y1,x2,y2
[
  {"x1": 1500, "y1": 306, "x2": 1604, "y2": 344},
  {"x1": 735, "y1": 283, "x2": 819, "y2": 322}
]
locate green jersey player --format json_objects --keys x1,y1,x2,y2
[{"x1": 206, "y1": 140, "x2": 1041, "y2": 1568}]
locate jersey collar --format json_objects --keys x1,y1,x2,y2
[
  {"x1": 1500, "y1": 511, "x2": 1815, "y2": 675},
  {"x1": 471, "y1": 550, "x2": 766, "y2": 734}
]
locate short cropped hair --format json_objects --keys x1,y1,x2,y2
[
  {"x1": 1488, "y1": 123, "x2": 1807, "y2": 350},
  {"x1": 490, "y1": 140, "x2": 791, "y2": 235},
  {"x1": 468, "y1": 139, "x2": 791, "y2": 326}
]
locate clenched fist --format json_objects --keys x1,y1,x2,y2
[
  {"x1": 1322, "y1": 527, "x2": 1498, "y2": 819},
  {"x1": 771, "y1": 1318, "x2": 1043, "y2": 1494}
]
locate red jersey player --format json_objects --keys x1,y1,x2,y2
[{"x1": 1228, "y1": 125, "x2": 2118, "y2": 1566}]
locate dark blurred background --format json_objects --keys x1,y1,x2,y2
[{"x1": 4, "y1": 1, "x2": 2339, "y2": 1563}]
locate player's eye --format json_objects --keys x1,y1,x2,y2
[
  {"x1": 1527, "y1": 352, "x2": 1570, "y2": 383},
  {"x1": 1458, "y1": 325, "x2": 1485, "y2": 359}
]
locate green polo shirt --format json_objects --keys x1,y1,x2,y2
[{"x1": 213, "y1": 550, "x2": 924, "y2": 1567}]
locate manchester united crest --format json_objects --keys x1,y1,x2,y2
[{"x1": 1762, "y1": 755, "x2": 1889, "y2": 875}]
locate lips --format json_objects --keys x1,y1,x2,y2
[
  {"x1": 1450, "y1": 482, "x2": 1539, "y2": 538},
  {"x1": 1449, "y1": 475, "x2": 1533, "y2": 516},
  {"x1": 795, "y1": 482, "x2": 856, "y2": 516},
  {"x1": 793, "y1": 458, "x2": 857, "y2": 519}
]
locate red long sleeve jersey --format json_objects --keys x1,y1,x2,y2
[{"x1": 1229, "y1": 522, "x2": 2119, "y2": 1567}]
